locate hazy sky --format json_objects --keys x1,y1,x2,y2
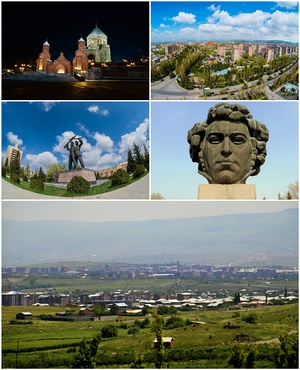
[
  {"x1": 2, "y1": 200, "x2": 298, "y2": 223},
  {"x1": 151, "y1": 1, "x2": 299, "y2": 43},
  {"x1": 2, "y1": 102, "x2": 149, "y2": 171},
  {"x1": 151, "y1": 101, "x2": 298, "y2": 200}
]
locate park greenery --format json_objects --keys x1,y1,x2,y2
[
  {"x1": 2, "y1": 302, "x2": 298, "y2": 368},
  {"x1": 152, "y1": 43, "x2": 298, "y2": 99},
  {"x1": 2, "y1": 143, "x2": 148, "y2": 197}
]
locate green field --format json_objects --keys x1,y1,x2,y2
[
  {"x1": 3, "y1": 274, "x2": 298, "y2": 296},
  {"x1": 2, "y1": 303, "x2": 298, "y2": 368}
]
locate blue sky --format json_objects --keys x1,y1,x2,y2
[
  {"x1": 151, "y1": 101, "x2": 298, "y2": 200},
  {"x1": 2, "y1": 102, "x2": 149, "y2": 172},
  {"x1": 151, "y1": 1, "x2": 299, "y2": 43}
]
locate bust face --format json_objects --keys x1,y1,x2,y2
[{"x1": 201, "y1": 120, "x2": 253, "y2": 184}]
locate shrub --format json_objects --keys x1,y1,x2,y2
[
  {"x1": 133, "y1": 164, "x2": 145, "y2": 179},
  {"x1": 67, "y1": 176, "x2": 90, "y2": 194},
  {"x1": 165, "y1": 315, "x2": 185, "y2": 329},
  {"x1": 242, "y1": 313, "x2": 258, "y2": 324},
  {"x1": 127, "y1": 326, "x2": 140, "y2": 335},
  {"x1": 30, "y1": 178, "x2": 44, "y2": 191},
  {"x1": 111, "y1": 169, "x2": 129, "y2": 186},
  {"x1": 11, "y1": 173, "x2": 20, "y2": 183},
  {"x1": 101, "y1": 324, "x2": 118, "y2": 338},
  {"x1": 10, "y1": 320, "x2": 33, "y2": 325},
  {"x1": 23, "y1": 175, "x2": 28, "y2": 182}
]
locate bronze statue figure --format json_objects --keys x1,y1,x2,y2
[
  {"x1": 64, "y1": 135, "x2": 85, "y2": 170},
  {"x1": 74, "y1": 138, "x2": 85, "y2": 168},
  {"x1": 187, "y1": 103, "x2": 269, "y2": 184}
]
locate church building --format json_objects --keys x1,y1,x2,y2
[
  {"x1": 86, "y1": 24, "x2": 111, "y2": 63},
  {"x1": 36, "y1": 24, "x2": 111, "y2": 75}
]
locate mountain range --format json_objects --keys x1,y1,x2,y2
[{"x1": 2, "y1": 208, "x2": 298, "y2": 267}]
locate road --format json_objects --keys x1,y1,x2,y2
[
  {"x1": 152, "y1": 78, "x2": 189, "y2": 100},
  {"x1": 151, "y1": 68, "x2": 296, "y2": 101}
]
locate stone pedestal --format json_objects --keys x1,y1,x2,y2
[
  {"x1": 198, "y1": 184, "x2": 256, "y2": 200},
  {"x1": 57, "y1": 169, "x2": 97, "y2": 184}
]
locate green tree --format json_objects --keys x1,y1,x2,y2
[
  {"x1": 228, "y1": 341, "x2": 246, "y2": 368},
  {"x1": 101, "y1": 324, "x2": 118, "y2": 338},
  {"x1": 133, "y1": 142, "x2": 144, "y2": 166},
  {"x1": 127, "y1": 148, "x2": 135, "y2": 173},
  {"x1": 38, "y1": 166, "x2": 46, "y2": 181},
  {"x1": 143, "y1": 144, "x2": 149, "y2": 171},
  {"x1": 72, "y1": 335, "x2": 101, "y2": 369},
  {"x1": 46, "y1": 162, "x2": 67, "y2": 182},
  {"x1": 151, "y1": 309, "x2": 164, "y2": 368},
  {"x1": 245, "y1": 345, "x2": 257, "y2": 368},
  {"x1": 271, "y1": 332, "x2": 298, "y2": 368},
  {"x1": 10, "y1": 153, "x2": 21, "y2": 175}
]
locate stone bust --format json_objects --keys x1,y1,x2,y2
[{"x1": 187, "y1": 103, "x2": 269, "y2": 184}]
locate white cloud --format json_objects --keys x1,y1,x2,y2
[
  {"x1": 6, "y1": 131, "x2": 23, "y2": 146},
  {"x1": 93, "y1": 132, "x2": 114, "y2": 152},
  {"x1": 276, "y1": 2, "x2": 298, "y2": 9},
  {"x1": 87, "y1": 105, "x2": 109, "y2": 116},
  {"x1": 77, "y1": 122, "x2": 93, "y2": 138},
  {"x1": 153, "y1": 4, "x2": 298, "y2": 43},
  {"x1": 40, "y1": 102, "x2": 57, "y2": 112},
  {"x1": 160, "y1": 23, "x2": 169, "y2": 28},
  {"x1": 87, "y1": 105, "x2": 99, "y2": 113},
  {"x1": 171, "y1": 11, "x2": 196, "y2": 24},
  {"x1": 25, "y1": 152, "x2": 58, "y2": 171},
  {"x1": 118, "y1": 119, "x2": 149, "y2": 156},
  {"x1": 201, "y1": 7, "x2": 298, "y2": 42},
  {"x1": 179, "y1": 27, "x2": 198, "y2": 36},
  {"x1": 53, "y1": 131, "x2": 76, "y2": 154}
]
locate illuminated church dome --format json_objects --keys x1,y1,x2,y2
[{"x1": 86, "y1": 23, "x2": 111, "y2": 62}]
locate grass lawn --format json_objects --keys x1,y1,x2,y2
[{"x1": 2, "y1": 172, "x2": 148, "y2": 197}]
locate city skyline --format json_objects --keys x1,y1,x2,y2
[
  {"x1": 2, "y1": 102, "x2": 149, "y2": 171},
  {"x1": 151, "y1": 1, "x2": 299, "y2": 43}
]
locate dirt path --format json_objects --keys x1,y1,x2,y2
[{"x1": 252, "y1": 330, "x2": 297, "y2": 344}]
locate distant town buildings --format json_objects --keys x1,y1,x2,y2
[{"x1": 152, "y1": 41, "x2": 299, "y2": 67}]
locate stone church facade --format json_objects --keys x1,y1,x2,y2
[{"x1": 36, "y1": 24, "x2": 111, "y2": 75}]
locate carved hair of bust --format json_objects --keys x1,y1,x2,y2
[{"x1": 187, "y1": 103, "x2": 269, "y2": 181}]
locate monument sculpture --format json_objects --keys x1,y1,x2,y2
[
  {"x1": 187, "y1": 103, "x2": 269, "y2": 199},
  {"x1": 58, "y1": 134, "x2": 96, "y2": 184},
  {"x1": 64, "y1": 135, "x2": 85, "y2": 170}
]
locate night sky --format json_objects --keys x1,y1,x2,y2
[{"x1": 2, "y1": 1, "x2": 149, "y2": 67}]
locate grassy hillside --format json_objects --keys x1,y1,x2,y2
[{"x1": 2, "y1": 303, "x2": 298, "y2": 368}]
